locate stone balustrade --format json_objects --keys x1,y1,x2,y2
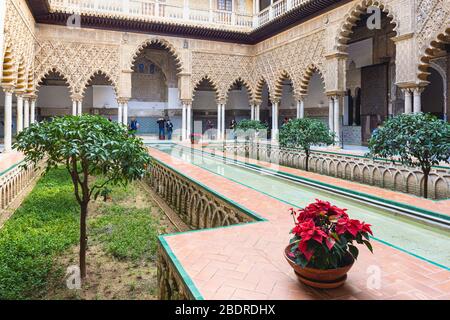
[
  {"x1": 148, "y1": 157, "x2": 257, "y2": 299},
  {"x1": 48, "y1": 0, "x2": 313, "y2": 29},
  {"x1": 0, "y1": 161, "x2": 39, "y2": 210},
  {"x1": 217, "y1": 142, "x2": 450, "y2": 200}
]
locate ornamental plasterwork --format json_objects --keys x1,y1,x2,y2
[
  {"x1": 254, "y1": 31, "x2": 326, "y2": 100},
  {"x1": 191, "y1": 52, "x2": 254, "y2": 103},
  {"x1": 2, "y1": 0, "x2": 36, "y2": 92},
  {"x1": 34, "y1": 40, "x2": 121, "y2": 97}
]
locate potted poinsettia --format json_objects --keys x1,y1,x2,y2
[{"x1": 285, "y1": 199, "x2": 373, "y2": 289}]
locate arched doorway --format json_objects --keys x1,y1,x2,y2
[
  {"x1": 302, "y1": 70, "x2": 327, "y2": 125},
  {"x1": 421, "y1": 66, "x2": 445, "y2": 119},
  {"x1": 192, "y1": 77, "x2": 219, "y2": 139},
  {"x1": 84, "y1": 71, "x2": 118, "y2": 121},
  {"x1": 277, "y1": 73, "x2": 296, "y2": 128},
  {"x1": 36, "y1": 69, "x2": 72, "y2": 120},
  {"x1": 341, "y1": 8, "x2": 398, "y2": 145},
  {"x1": 225, "y1": 79, "x2": 251, "y2": 130},
  {"x1": 130, "y1": 41, "x2": 180, "y2": 136}
]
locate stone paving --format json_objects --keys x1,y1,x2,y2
[
  {"x1": 150, "y1": 147, "x2": 450, "y2": 300},
  {"x1": 0, "y1": 152, "x2": 24, "y2": 174}
]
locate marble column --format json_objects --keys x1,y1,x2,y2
[
  {"x1": 77, "y1": 100, "x2": 83, "y2": 116},
  {"x1": 3, "y1": 89, "x2": 13, "y2": 152},
  {"x1": 182, "y1": 103, "x2": 187, "y2": 140},
  {"x1": 328, "y1": 96, "x2": 334, "y2": 132},
  {"x1": 297, "y1": 98, "x2": 305, "y2": 119},
  {"x1": 413, "y1": 87, "x2": 424, "y2": 114},
  {"x1": 122, "y1": 101, "x2": 128, "y2": 126},
  {"x1": 251, "y1": 104, "x2": 255, "y2": 120},
  {"x1": 403, "y1": 88, "x2": 412, "y2": 114},
  {"x1": 117, "y1": 102, "x2": 123, "y2": 124},
  {"x1": 187, "y1": 102, "x2": 192, "y2": 140},
  {"x1": 221, "y1": 103, "x2": 225, "y2": 140},
  {"x1": 72, "y1": 100, "x2": 77, "y2": 116},
  {"x1": 16, "y1": 94, "x2": 23, "y2": 133},
  {"x1": 30, "y1": 98, "x2": 36, "y2": 124},
  {"x1": 271, "y1": 101, "x2": 279, "y2": 141},
  {"x1": 334, "y1": 95, "x2": 341, "y2": 145},
  {"x1": 23, "y1": 97, "x2": 30, "y2": 129},
  {"x1": 217, "y1": 103, "x2": 222, "y2": 140},
  {"x1": 255, "y1": 104, "x2": 260, "y2": 121}
]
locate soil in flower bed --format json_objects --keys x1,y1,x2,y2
[{"x1": 0, "y1": 168, "x2": 176, "y2": 300}]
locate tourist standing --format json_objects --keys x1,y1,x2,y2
[
  {"x1": 157, "y1": 117, "x2": 166, "y2": 140},
  {"x1": 130, "y1": 117, "x2": 140, "y2": 132},
  {"x1": 166, "y1": 118, "x2": 173, "y2": 140}
]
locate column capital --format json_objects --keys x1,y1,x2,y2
[
  {"x1": 71, "y1": 93, "x2": 83, "y2": 102},
  {"x1": 2, "y1": 86, "x2": 15, "y2": 94},
  {"x1": 181, "y1": 99, "x2": 193, "y2": 106},
  {"x1": 294, "y1": 93, "x2": 307, "y2": 102},
  {"x1": 326, "y1": 91, "x2": 345, "y2": 98},
  {"x1": 117, "y1": 97, "x2": 130, "y2": 104}
]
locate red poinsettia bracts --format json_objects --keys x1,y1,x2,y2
[{"x1": 289, "y1": 199, "x2": 374, "y2": 268}]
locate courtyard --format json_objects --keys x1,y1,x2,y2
[{"x1": 0, "y1": 0, "x2": 450, "y2": 307}]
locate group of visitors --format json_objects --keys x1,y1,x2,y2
[{"x1": 157, "y1": 117, "x2": 174, "y2": 140}]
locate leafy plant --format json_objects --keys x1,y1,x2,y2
[
  {"x1": 14, "y1": 115, "x2": 151, "y2": 279},
  {"x1": 235, "y1": 119, "x2": 268, "y2": 132},
  {"x1": 288, "y1": 200, "x2": 373, "y2": 270},
  {"x1": 279, "y1": 118, "x2": 335, "y2": 171},
  {"x1": 0, "y1": 168, "x2": 79, "y2": 299},
  {"x1": 368, "y1": 113, "x2": 450, "y2": 198}
]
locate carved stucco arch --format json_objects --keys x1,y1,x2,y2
[
  {"x1": 224, "y1": 77, "x2": 254, "y2": 104},
  {"x1": 80, "y1": 70, "x2": 120, "y2": 97},
  {"x1": 192, "y1": 75, "x2": 220, "y2": 102},
  {"x1": 417, "y1": 26, "x2": 450, "y2": 82},
  {"x1": 299, "y1": 64, "x2": 326, "y2": 95},
  {"x1": 272, "y1": 70, "x2": 298, "y2": 102},
  {"x1": 129, "y1": 38, "x2": 183, "y2": 75},
  {"x1": 335, "y1": 0, "x2": 399, "y2": 52},
  {"x1": 1, "y1": 41, "x2": 17, "y2": 89},
  {"x1": 15, "y1": 57, "x2": 27, "y2": 95},
  {"x1": 253, "y1": 77, "x2": 271, "y2": 103},
  {"x1": 35, "y1": 67, "x2": 74, "y2": 96}
]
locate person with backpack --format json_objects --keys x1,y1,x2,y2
[{"x1": 166, "y1": 118, "x2": 174, "y2": 140}]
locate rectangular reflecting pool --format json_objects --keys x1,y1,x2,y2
[{"x1": 149, "y1": 143, "x2": 450, "y2": 269}]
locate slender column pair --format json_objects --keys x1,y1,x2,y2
[
  {"x1": 217, "y1": 103, "x2": 225, "y2": 140},
  {"x1": 403, "y1": 87, "x2": 425, "y2": 114},
  {"x1": 117, "y1": 99, "x2": 129, "y2": 126},
  {"x1": 271, "y1": 101, "x2": 279, "y2": 142},
  {"x1": 250, "y1": 104, "x2": 261, "y2": 121},
  {"x1": 296, "y1": 97, "x2": 305, "y2": 119},
  {"x1": 328, "y1": 95, "x2": 342, "y2": 145},
  {"x1": 71, "y1": 97, "x2": 83, "y2": 116},
  {"x1": 3, "y1": 88, "x2": 14, "y2": 152},
  {"x1": 181, "y1": 101, "x2": 192, "y2": 141}
]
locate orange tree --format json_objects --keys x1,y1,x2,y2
[
  {"x1": 14, "y1": 115, "x2": 151, "y2": 279},
  {"x1": 369, "y1": 113, "x2": 450, "y2": 199}
]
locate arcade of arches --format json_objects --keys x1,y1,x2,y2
[{"x1": 1, "y1": 0, "x2": 449, "y2": 153}]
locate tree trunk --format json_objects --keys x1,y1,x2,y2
[
  {"x1": 423, "y1": 169, "x2": 430, "y2": 199},
  {"x1": 305, "y1": 152, "x2": 310, "y2": 172},
  {"x1": 79, "y1": 201, "x2": 88, "y2": 279}
]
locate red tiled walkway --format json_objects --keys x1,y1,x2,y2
[
  {"x1": 0, "y1": 152, "x2": 24, "y2": 174},
  {"x1": 150, "y1": 148, "x2": 450, "y2": 300}
]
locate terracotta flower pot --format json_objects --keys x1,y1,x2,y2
[{"x1": 284, "y1": 244, "x2": 354, "y2": 289}]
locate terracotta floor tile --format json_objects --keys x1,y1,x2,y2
[{"x1": 150, "y1": 148, "x2": 450, "y2": 300}]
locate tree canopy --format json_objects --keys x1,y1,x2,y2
[
  {"x1": 368, "y1": 113, "x2": 450, "y2": 198},
  {"x1": 279, "y1": 118, "x2": 335, "y2": 171},
  {"x1": 14, "y1": 115, "x2": 151, "y2": 277}
]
